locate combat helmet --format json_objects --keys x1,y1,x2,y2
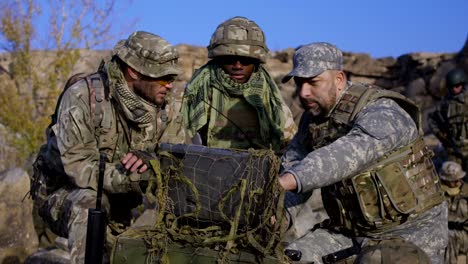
[
  {"x1": 207, "y1": 16, "x2": 269, "y2": 63},
  {"x1": 113, "y1": 31, "x2": 181, "y2": 78},
  {"x1": 445, "y1": 68, "x2": 467, "y2": 88},
  {"x1": 439, "y1": 161, "x2": 466, "y2": 181}
]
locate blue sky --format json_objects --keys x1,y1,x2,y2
[
  {"x1": 115, "y1": 0, "x2": 466, "y2": 58},
  {"x1": 26, "y1": 0, "x2": 467, "y2": 59}
]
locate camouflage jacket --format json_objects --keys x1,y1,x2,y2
[
  {"x1": 428, "y1": 90, "x2": 468, "y2": 156},
  {"x1": 281, "y1": 83, "x2": 420, "y2": 193},
  {"x1": 52, "y1": 60, "x2": 184, "y2": 193},
  {"x1": 282, "y1": 83, "x2": 446, "y2": 238}
]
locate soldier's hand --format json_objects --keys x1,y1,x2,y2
[
  {"x1": 121, "y1": 150, "x2": 156, "y2": 173},
  {"x1": 279, "y1": 172, "x2": 298, "y2": 191}
]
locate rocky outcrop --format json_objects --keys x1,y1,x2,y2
[{"x1": 0, "y1": 168, "x2": 38, "y2": 263}]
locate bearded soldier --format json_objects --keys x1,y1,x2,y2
[
  {"x1": 180, "y1": 16, "x2": 296, "y2": 152},
  {"x1": 278, "y1": 42, "x2": 448, "y2": 263},
  {"x1": 429, "y1": 68, "x2": 468, "y2": 175},
  {"x1": 31, "y1": 31, "x2": 183, "y2": 264}
]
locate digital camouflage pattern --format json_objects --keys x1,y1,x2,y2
[
  {"x1": 113, "y1": 31, "x2": 182, "y2": 79},
  {"x1": 281, "y1": 42, "x2": 343, "y2": 83},
  {"x1": 207, "y1": 16, "x2": 269, "y2": 63},
  {"x1": 282, "y1": 91, "x2": 448, "y2": 263},
  {"x1": 37, "y1": 32, "x2": 184, "y2": 264},
  {"x1": 355, "y1": 239, "x2": 431, "y2": 264},
  {"x1": 280, "y1": 41, "x2": 447, "y2": 263}
]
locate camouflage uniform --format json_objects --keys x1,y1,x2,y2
[
  {"x1": 428, "y1": 68, "x2": 468, "y2": 174},
  {"x1": 36, "y1": 31, "x2": 183, "y2": 264},
  {"x1": 180, "y1": 16, "x2": 296, "y2": 151},
  {"x1": 280, "y1": 42, "x2": 448, "y2": 264},
  {"x1": 439, "y1": 161, "x2": 468, "y2": 264}
]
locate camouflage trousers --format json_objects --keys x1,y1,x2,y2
[
  {"x1": 284, "y1": 202, "x2": 448, "y2": 264},
  {"x1": 445, "y1": 229, "x2": 468, "y2": 264},
  {"x1": 39, "y1": 188, "x2": 111, "y2": 264}
]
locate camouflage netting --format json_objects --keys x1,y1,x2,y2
[{"x1": 121, "y1": 144, "x2": 287, "y2": 263}]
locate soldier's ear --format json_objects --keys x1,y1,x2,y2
[
  {"x1": 334, "y1": 71, "x2": 345, "y2": 91},
  {"x1": 126, "y1": 67, "x2": 140, "y2": 80}
]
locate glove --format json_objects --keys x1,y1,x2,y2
[
  {"x1": 130, "y1": 150, "x2": 158, "y2": 168},
  {"x1": 128, "y1": 150, "x2": 158, "y2": 194}
]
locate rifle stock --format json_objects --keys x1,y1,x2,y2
[{"x1": 85, "y1": 153, "x2": 107, "y2": 264}]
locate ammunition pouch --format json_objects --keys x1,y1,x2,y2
[{"x1": 323, "y1": 137, "x2": 446, "y2": 235}]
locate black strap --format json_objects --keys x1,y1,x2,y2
[{"x1": 322, "y1": 239, "x2": 361, "y2": 264}]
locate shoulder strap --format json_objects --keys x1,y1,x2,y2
[
  {"x1": 331, "y1": 83, "x2": 422, "y2": 132},
  {"x1": 85, "y1": 73, "x2": 106, "y2": 130}
]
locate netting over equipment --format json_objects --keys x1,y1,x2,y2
[
  {"x1": 161, "y1": 143, "x2": 277, "y2": 226},
  {"x1": 124, "y1": 143, "x2": 287, "y2": 262}
]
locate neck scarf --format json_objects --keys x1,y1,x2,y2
[
  {"x1": 181, "y1": 62, "x2": 286, "y2": 149},
  {"x1": 106, "y1": 60, "x2": 156, "y2": 124}
]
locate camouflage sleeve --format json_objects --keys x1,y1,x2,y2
[
  {"x1": 284, "y1": 98, "x2": 419, "y2": 194},
  {"x1": 280, "y1": 101, "x2": 298, "y2": 146},
  {"x1": 54, "y1": 81, "x2": 131, "y2": 193}
]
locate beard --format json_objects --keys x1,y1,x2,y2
[{"x1": 300, "y1": 86, "x2": 337, "y2": 117}]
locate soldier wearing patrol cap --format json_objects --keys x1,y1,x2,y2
[
  {"x1": 33, "y1": 31, "x2": 183, "y2": 263},
  {"x1": 278, "y1": 42, "x2": 448, "y2": 263},
  {"x1": 180, "y1": 16, "x2": 296, "y2": 152}
]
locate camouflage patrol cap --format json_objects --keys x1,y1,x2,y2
[
  {"x1": 207, "y1": 16, "x2": 269, "y2": 63},
  {"x1": 113, "y1": 31, "x2": 182, "y2": 78},
  {"x1": 282, "y1": 42, "x2": 343, "y2": 83},
  {"x1": 440, "y1": 161, "x2": 465, "y2": 181}
]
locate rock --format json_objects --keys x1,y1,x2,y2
[{"x1": 0, "y1": 168, "x2": 38, "y2": 263}]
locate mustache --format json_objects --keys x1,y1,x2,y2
[{"x1": 299, "y1": 98, "x2": 317, "y2": 109}]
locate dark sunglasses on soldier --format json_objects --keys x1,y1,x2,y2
[{"x1": 218, "y1": 55, "x2": 258, "y2": 66}]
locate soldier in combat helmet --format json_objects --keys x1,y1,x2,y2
[
  {"x1": 439, "y1": 161, "x2": 468, "y2": 264},
  {"x1": 278, "y1": 42, "x2": 448, "y2": 263},
  {"x1": 31, "y1": 31, "x2": 183, "y2": 263},
  {"x1": 179, "y1": 16, "x2": 296, "y2": 152},
  {"x1": 429, "y1": 68, "x2": 468, "y2": 177}
]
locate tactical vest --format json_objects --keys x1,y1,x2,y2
[
  {"x1": 439, "y1": 92, "x2": 468, "y2": 156},
  {"x1": 309, "y1": 83, "x2": 446, "y2": 236},
  {"x1": 207, "y1": 96, "x2": 264, "y2": 149}
]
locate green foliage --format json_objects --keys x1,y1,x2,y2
[{"x1": 0, "y1": 0, "x2": 127, "y2": 168}]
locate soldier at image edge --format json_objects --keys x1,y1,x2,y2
[
  {"x1": 29, "y1": 31, "x2": 185, "y2": 264},
  {"x1": 278, "y1": 42, "x2": 448, "y2": 263},
  {"x1": 439, "y1": 161, "x2": 468, "y2": 264}
]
